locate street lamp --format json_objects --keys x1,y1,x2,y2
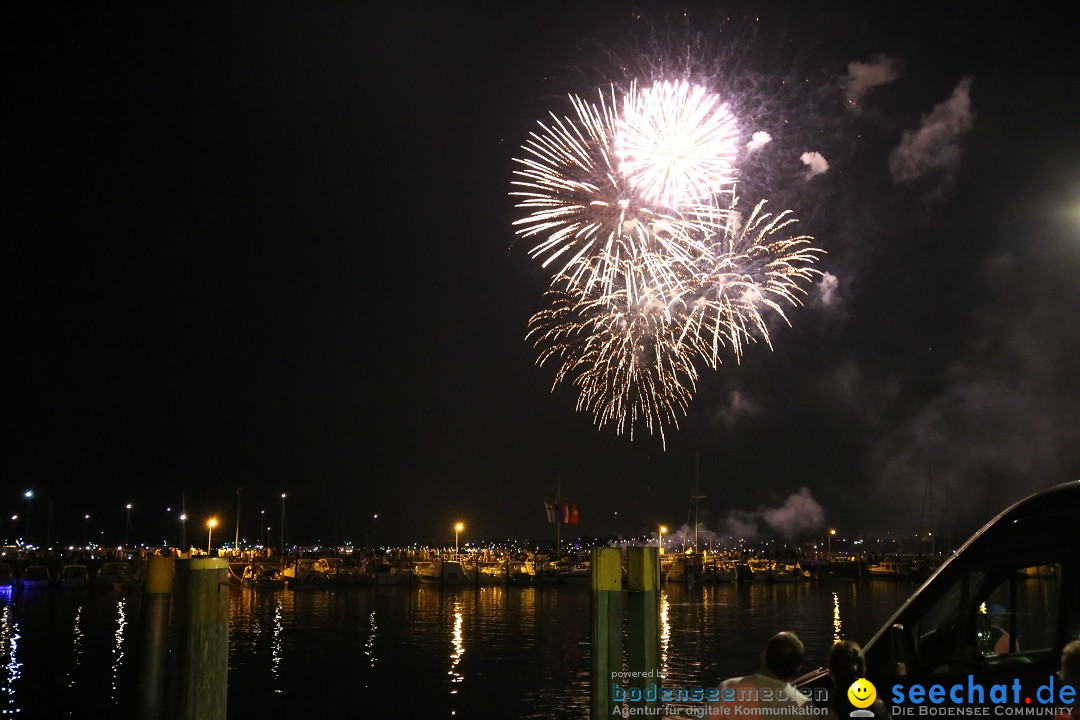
[
  {"x1": 828, "y1": 528, "x2": 836, "y2": 555},
  {"x1": 84, "y1": 514, "x2": 91, "y2": 545},
  {"x1": 454, "y1": 522, "x2": 464, "y2": 554},
  {"x1": 658, "y1": 525, "x2": 668, "y2": 555},
  {"x1": 125, "y1": 503, "x2": 133, "y2": 546},
  {"x1": 207, "y1": 518, "x2": 218, "y2": 554},
  {"x1": 180, "y1": 513, "x2": 188, "y2": 551},
  {"x1": 372, "y1": 514, "x2": 378, "y2": 552},
  {"x1": 23, "y1": 491, "x2": 33, "y2": 545},
  {"x1": 280, "y1": 493, "x2": 286, "y2": 551}
]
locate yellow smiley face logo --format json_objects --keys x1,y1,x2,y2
[{"x1": 847, "y1": 679, "x2": 877, "y2": 709}]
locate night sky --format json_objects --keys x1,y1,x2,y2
[{"x1": 7, "y1": 2, "x2": 1080, "y2": 549}]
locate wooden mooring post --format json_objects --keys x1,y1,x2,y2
[
  {"x1": 591, "y1": 547, "x2": 623, "y2": 719},
  {"x1": 137, "y1": 554, "x2": 174, "y2": 720},
  {"x1": 168, "y1": 557, "x2": 229, "y2": 720},
  {"x1": 627, "y1": 546, "x2": 661, "y2": 710}
]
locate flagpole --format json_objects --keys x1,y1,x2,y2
[{"x1": 556, "y1": 475, "x2": 561, "y2": 560}]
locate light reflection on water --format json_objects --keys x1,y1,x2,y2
[
  {"x1": 68, "y1": 605, "x2": 84, "y2": 690},
  {"x1": 832, "y1": 591, "x2": 842, "y2": 644},
  {"x1": 0, "y1": 578, "x2": 918, "y2": 718},
  {"x1": 364, "y1": 609, "x2": 377, "y2": 680},
  {"x1": 2, "y1": 604, "x2": 21, "y2": 716},
  {"x1": 449, "y1": 600, "x2": 464, "y2": 705},
  {"x1": 110, "y1": 598, "x2": 127, "y2": 704}
]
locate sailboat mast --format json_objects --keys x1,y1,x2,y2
[
  {"x1": 690, "y1": 451, "x2": 706, "y2": 554},
  {"x1": 556, "y1": 475, "x2": 561, "y2": 559}
]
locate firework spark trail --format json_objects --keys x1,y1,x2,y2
[
  {"x1": 681, "y1": 195, "x2": 824, "y2": 367},
  {"x1": 528, "y1": 259, "x2": 703, "y2": 447},
  {"x1": 526, "y1": 196, "x2": 821, "y2": 446}
]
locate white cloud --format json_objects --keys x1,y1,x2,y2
[
  {"x1": 817, "y1": 271, "x2": 840, "y2": 307},
  {"x1": 746, "y1": 131, "x2": 772, "y2": 153},
  {"x1": 762, "y1": 487, "x2": 825, "y2": 539},
  {"x1": 717, "y1": 390, "x2": 759, "y2": 426},
  {"x1": 845, "y1": 55, "x2": 904, "y2": 109},
  {"x1": 800, "y1": 151, "x2": 829, "y2": 178},
  {"x1": 889, "y1": 77, "x2": 974, "y2": 183}
]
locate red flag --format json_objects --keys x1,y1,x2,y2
[{"x1": 569, "y1": 503, "x2": 580, "y2": 525}]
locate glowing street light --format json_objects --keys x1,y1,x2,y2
[
  {"x1": 23, "y1": 491, "x2": 33, "y2": 545},
  {"x1": 84, "y1": 514, "x2": 91, "y2": 545},
  {"x1": 828, "y1": 528, "x2": 836, "y2": 555},
  {"x1": 207, "y1": 517, "x2": 218, "y2": 554},
  {"x1": 454, "y1": 522, "x2": 464, "y2": 554},
  {"x1": 280, "y1": 493, "x2": 287, "y2": 551},
  {"x1": 658, "y1": 525, "x2": 668, "y2": 555},
  {"x1": 180, "y1": 513, "x2": 188, "y2": 551},
  {"x1": 125, "y1": 503, "x2": 133, "y2": 546},
  {"x1": 372, "y1": 513, "x2": 379, "y2": 552}
]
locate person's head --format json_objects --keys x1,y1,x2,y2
[
  {"x1": 987, "y1": 604, "x2": 1008, "y2": 626},
  {"x1": 762, "y1": 631, "x2": 805, "y2": 681},
  {"x1": 1060, "y1": 639, "x2": 1080, "y2": 687},
  {"x1": 828, "y1": 640, "x2": 866, "y2": 688}
]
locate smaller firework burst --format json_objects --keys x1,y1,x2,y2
[
  {"x1": 680, "y1": 194, "x2": 824, "y2": 367},
  {"x1": 528, "y1": 258, "x2": 704, "y2": 448}
]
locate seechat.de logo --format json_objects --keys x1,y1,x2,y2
[{"x1": 848, "y1": 679, "x2": 878, "y2": 717}]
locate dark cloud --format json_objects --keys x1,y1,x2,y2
[{"x1": 889, "y1": 77, "x2": 974, "y2": 185}]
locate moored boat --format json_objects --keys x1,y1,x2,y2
[
  {"x1": 61, "y1": 564, "x2": 89, "y2": 588},
  {"x1": 868, "y1": 558, "x2": 913, "y2": 578},
  {"x1": 98, "y1": 561, "x2": 139, "y2": 589},
  {"x1": 664, "y1": 554, "x2": 703, "y2": 583},
  {"x1": 0, "y1": 563, "x2": 14, "y2": 588},
  {"x1": 704, "y1": 560, "x2": 737, "y2": 583},
  {"x1": 769, "y1": 562, "x2": 809, "y2": 583},
  {"x1": 21, "y1": 565, "x2": 52, "y2": 590},
  {"x1": 417, "y1": 559, "x2": 468, "y2": 584},
  {"x1": 282, "y1": 558, "x2": 334, "y2": 589},
  {"x1": 242, "y1": 564, "x2": 285, "y2": 590}
]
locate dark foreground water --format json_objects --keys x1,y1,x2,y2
[{"x1": 0, "y1": 578, "x2": 918, "y2": 718}]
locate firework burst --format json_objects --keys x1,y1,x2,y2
[
  {"x1": 514, "y1": 74, "x2": 825, "y2": 446},
  {"x1": 511, "y1": 84, "x2": 733, "y2": 301}
]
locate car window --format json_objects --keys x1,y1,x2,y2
[
  {"x1": 976, "y1": 564, "x2": 1061, "y2": 664},
  {"x1": 909, "y1": 571, "x2": 983, "y2": 675}
]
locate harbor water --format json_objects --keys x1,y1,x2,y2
[{"x1": 0, "y1": 578, "x2": 917, "y2": 718}]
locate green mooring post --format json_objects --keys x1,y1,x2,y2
[
  {"x1": 138, "y1": 555, "x2": 174, "y2": 720},
  {"x1": 627, "y1": 546, "x2": 661, "y2": 710},
  {"x1": 591, "y1": 547, "x2": 623, "y2": 720},
  {"x1": 169, "y1": 557, "x2": 229, "y2": 720}
]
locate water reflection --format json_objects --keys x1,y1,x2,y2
[
  {"x1": 111, "y1": 598, "x2": 127, "y2": 703},
  {"x1": 2, "y1": 604, "x2": 21, "y2": 716},
  {"x1": 271, "y1": 598, "x2": 283, "y2": 693},
  {"x1": 448, "y1": 601, "x2": 464, "y2": 696},
  {"x1": 364, "y1": 610, "x2": 377, "y2": 688},
  {"x1": 832, "y1": 592, "x2": 842, "y2": 643},
  {"x1": 2, "y1": 578, "x2": 919, "y2": 717},
  {"x1": 69, "y1": 605, "x2": 84, "y2": 690},
  {"x1": 660, "y1": 590, "x2": 671, "y2": 677}
]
